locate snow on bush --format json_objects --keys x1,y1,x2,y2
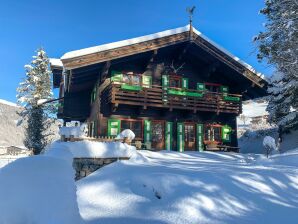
[
  {"x1": 263, "y1": 136, "x2": 278, "y2": 157},
  {"x1": 0, "y1": 154, "x2": 82, "y2": 224},
  {"x1": 46, "y1": 140, "x2": 136, "y2": 159},
  {"x1": 116, "y1": 129, "x2": 135, "y2": 140}
]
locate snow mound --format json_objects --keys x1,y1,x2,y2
[
  {"x1": 116, "y1": 129, "x2": 135, "y2": 140},
  {"x1": 46, "y1": 140, "x2": 136, "y2": 158},
  {"x1": 0, "y1": 155, "x2": 82, "y2": 224}
]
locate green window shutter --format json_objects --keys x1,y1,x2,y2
[
  {"x1": 220, "y1": 86, "x2": 229, "y2": 97},
  {"x1": 111, "y1": 71, "x2": 123, "y2": 83},
  {"x1": 197, "y1": 83, "x2": 205, "y2": 91},
  {"x1": 182, "y1": 78, "x2": 188, "y2": 89},
  {"x1": 162, "y1": 75, "x2": 169, "y2": 103},
  {"x1": 196, "y1": 124, "x2": 204, "y2": 151},
  {"x1": 165, "y1": 122, "x2": 173, "y2": 151},
  {"x1": 222, "y1": 125, "x2": 232, "y2": 142},
  {"x1": 108, "y1": 119, "x2": 121, "y2": 137},
  {"x1": 144, "y1": 120, "x2": 151, "y2": 143},
  {"x1": 142, "y1": 75, "x2": 152, "y2": 88},
  {"x1": 177, "y1": 122, "x2": 184, "y2": 152},
  {"x1": 220, "y1": 86, "x2": 229, "y2": 93},
  {"x1": 162, "y1": 75, "x2": 169, "y2": 88}
]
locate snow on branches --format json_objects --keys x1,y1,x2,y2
[
  {"x1": 254, "y1": 0, "x2": 298, "y2": 133},
  {"x1": 16, "y1": 48, "x2": 56, "y2": 154}
]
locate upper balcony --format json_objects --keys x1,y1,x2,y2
[{"x1": 102, "y1": 81, "x2": 242, "y2": 114}]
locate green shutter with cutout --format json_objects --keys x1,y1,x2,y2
[
  {"x1": 197, "y1": 83, "x2": 205, "y2": 91},
  {"x1": 111, "y1": 71, "x2": 123, "y2": 83},
  {"x1": 222, "y1": 125, "x2": 232, "y2": 142},
  {"x1": 108, "y1": 119, "x2": 121, "y2": 137},
  {"x1": 165, "y1": 122, "x2": 173, "y2": 151},
  {"x1": 144, "y1": 120, "x2": 151, "y2": 143},
  {"x1": 177, "y1": 122, "x2": 184, "y2": 152},
  {"x1": 196, "y1": 124, "x2": 204, "y2": 151},
  {"x1": 182, "y1": 78, "x2": 188, "y2": 89},
  {"x1": 162, "y1": 75, "x2": 169, "y2": 103},
  {"x1": 220, "y1": 86, "x2": 229, "y2": 98},
  {"x1": 142, "y1": 75, "x2": 152, "y2": 88}
]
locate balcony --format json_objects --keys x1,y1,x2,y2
[{"x1": 103, "y1": 82, "x2": 242, "y2": 114}]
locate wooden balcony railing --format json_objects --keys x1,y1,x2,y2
[{"x1": 102, "y1": 82, "x2": 242, "y2": 114}]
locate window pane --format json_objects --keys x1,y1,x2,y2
[{"x1": 132, "y1": 76, "x2": 141, "y2": 85}]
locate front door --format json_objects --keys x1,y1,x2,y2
[
  {"x1": 184, "y1": 123, "x2": 196, "y2": 150},
  {"x1": 151, "y1": 121, "x2": 165, "y2": 150}
]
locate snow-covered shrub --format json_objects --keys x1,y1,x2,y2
[
  {"x1": 116, "y1": 129, "x2": 135, "y2": 140},
  {"x1": 263, "y1": 136, "x2": 278, "y2": 158}
]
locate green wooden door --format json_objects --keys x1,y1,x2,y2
[{"x1": 144, "y1": 120, "x2": 151, "y2": 143}]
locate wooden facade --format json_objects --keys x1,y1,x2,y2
[{"x1": 51, "y1": 25, "x2": 267, "y2": 152}]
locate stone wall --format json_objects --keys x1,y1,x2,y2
[{"x1": 73, "y1": 157, "x2": 129, "y2": 180}]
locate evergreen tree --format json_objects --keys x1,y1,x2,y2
[
  {"x1": 254, "y1": 0, "x2": 298, "y2": 135},
  {"x1": 17, "y1": 48, "x2": 55, "y2": 154}
]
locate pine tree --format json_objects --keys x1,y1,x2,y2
[
  {"x1": 254, "y1": 0, "x2": 298, "y2": 135},
  {"x1": 17, "y1": 48, "x2": 56, "y2": 154}
]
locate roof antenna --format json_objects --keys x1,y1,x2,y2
[{"x1": 186, "y1": 6, "x2": 196, "y2": 40}]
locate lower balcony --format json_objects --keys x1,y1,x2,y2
[{"x1": 103, "y1": 82, "x2": 242, "y2": 114}]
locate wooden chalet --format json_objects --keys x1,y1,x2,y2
[{"x1": 50, "y1": 25, "x2": 267, "y2": 152}]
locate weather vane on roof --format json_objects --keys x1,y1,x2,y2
[{"x1": 186, "y1": 6, "x2": 196, "y2": 26}]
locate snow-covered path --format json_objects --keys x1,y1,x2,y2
[{"x1": 77, "y1": 150, "x2": 298, "y2": 224}]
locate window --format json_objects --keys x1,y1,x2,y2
[
  {"x1": 204, "y1": 125, "x2": 221, "y2": 142},
  {"x1": 169, "y1": 76, "x2": 181, "y2": 88},
  {"x1": 122, "y1": 73, "x2": 141, "y2": 86},
  {"x1": 121, "y1": 120, "x2": 143, "y2": 139}
]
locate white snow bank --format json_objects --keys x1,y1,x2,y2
[
  {"x1": 255, "y1": 148, "x2": 298, "y2": 167},
  {"x1": 46, "y1": 140, "x2": 136, "y2": 158},
  {"x1": 77, "y1": 150, "x2": 298, "y2": 224},
  {"x1": 0, "y1": 155, "x2": 82, "y2": 224}
]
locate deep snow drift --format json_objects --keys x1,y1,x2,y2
[
  {"x1": 77, "y1": 149, "x2": 298, "y2": 224},
  {"x1": 0, "y1": 153, "x2": 82, "y2": 224}
]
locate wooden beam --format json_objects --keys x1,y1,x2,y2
[
  {"x1": 101, "y1": 61, "x2": 111, "y2": 82},
  {"x1": 62, "y1": 32, "x2": 189, "y2": 69}
]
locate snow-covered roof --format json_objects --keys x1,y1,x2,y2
[
  {"x1": 60, "y1": 25, "x2": 265, "y2": 80},
  {"x1": 49, "y1": 58, "x2": 63, "y2": 68},
  {"x1": 61, "y1": 26, "x2": 189, "y2": 60}
]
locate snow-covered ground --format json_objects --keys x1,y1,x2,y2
[
  {"x1": 77, "y1": 149, "x2": 298, "y2": 224},
  {"x1": 1, "y1": 140, "x2": 298, "y2": 224},
  {"x1": 0, "y1": 155, "x2": 28, "y2": 169}
]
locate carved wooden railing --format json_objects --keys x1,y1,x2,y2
[{"x1": 102, "y1": 82, "x2": 242, "y2": 114}]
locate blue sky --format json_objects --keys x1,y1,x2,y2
[{"x1": 0, "y1": 0, "x2": 272, "y2": 103}]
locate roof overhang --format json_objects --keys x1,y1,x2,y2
[{"x1": 56, "y1": 25, "x2": 267, "y2": 89}]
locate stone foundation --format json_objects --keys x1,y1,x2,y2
[{"x1": 73, "y1": 157, "x2": 129, "y2": 180}]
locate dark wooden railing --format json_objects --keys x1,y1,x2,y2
[{"x1": 103, "y1": 82, "x2": 242, "y2": 114}]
